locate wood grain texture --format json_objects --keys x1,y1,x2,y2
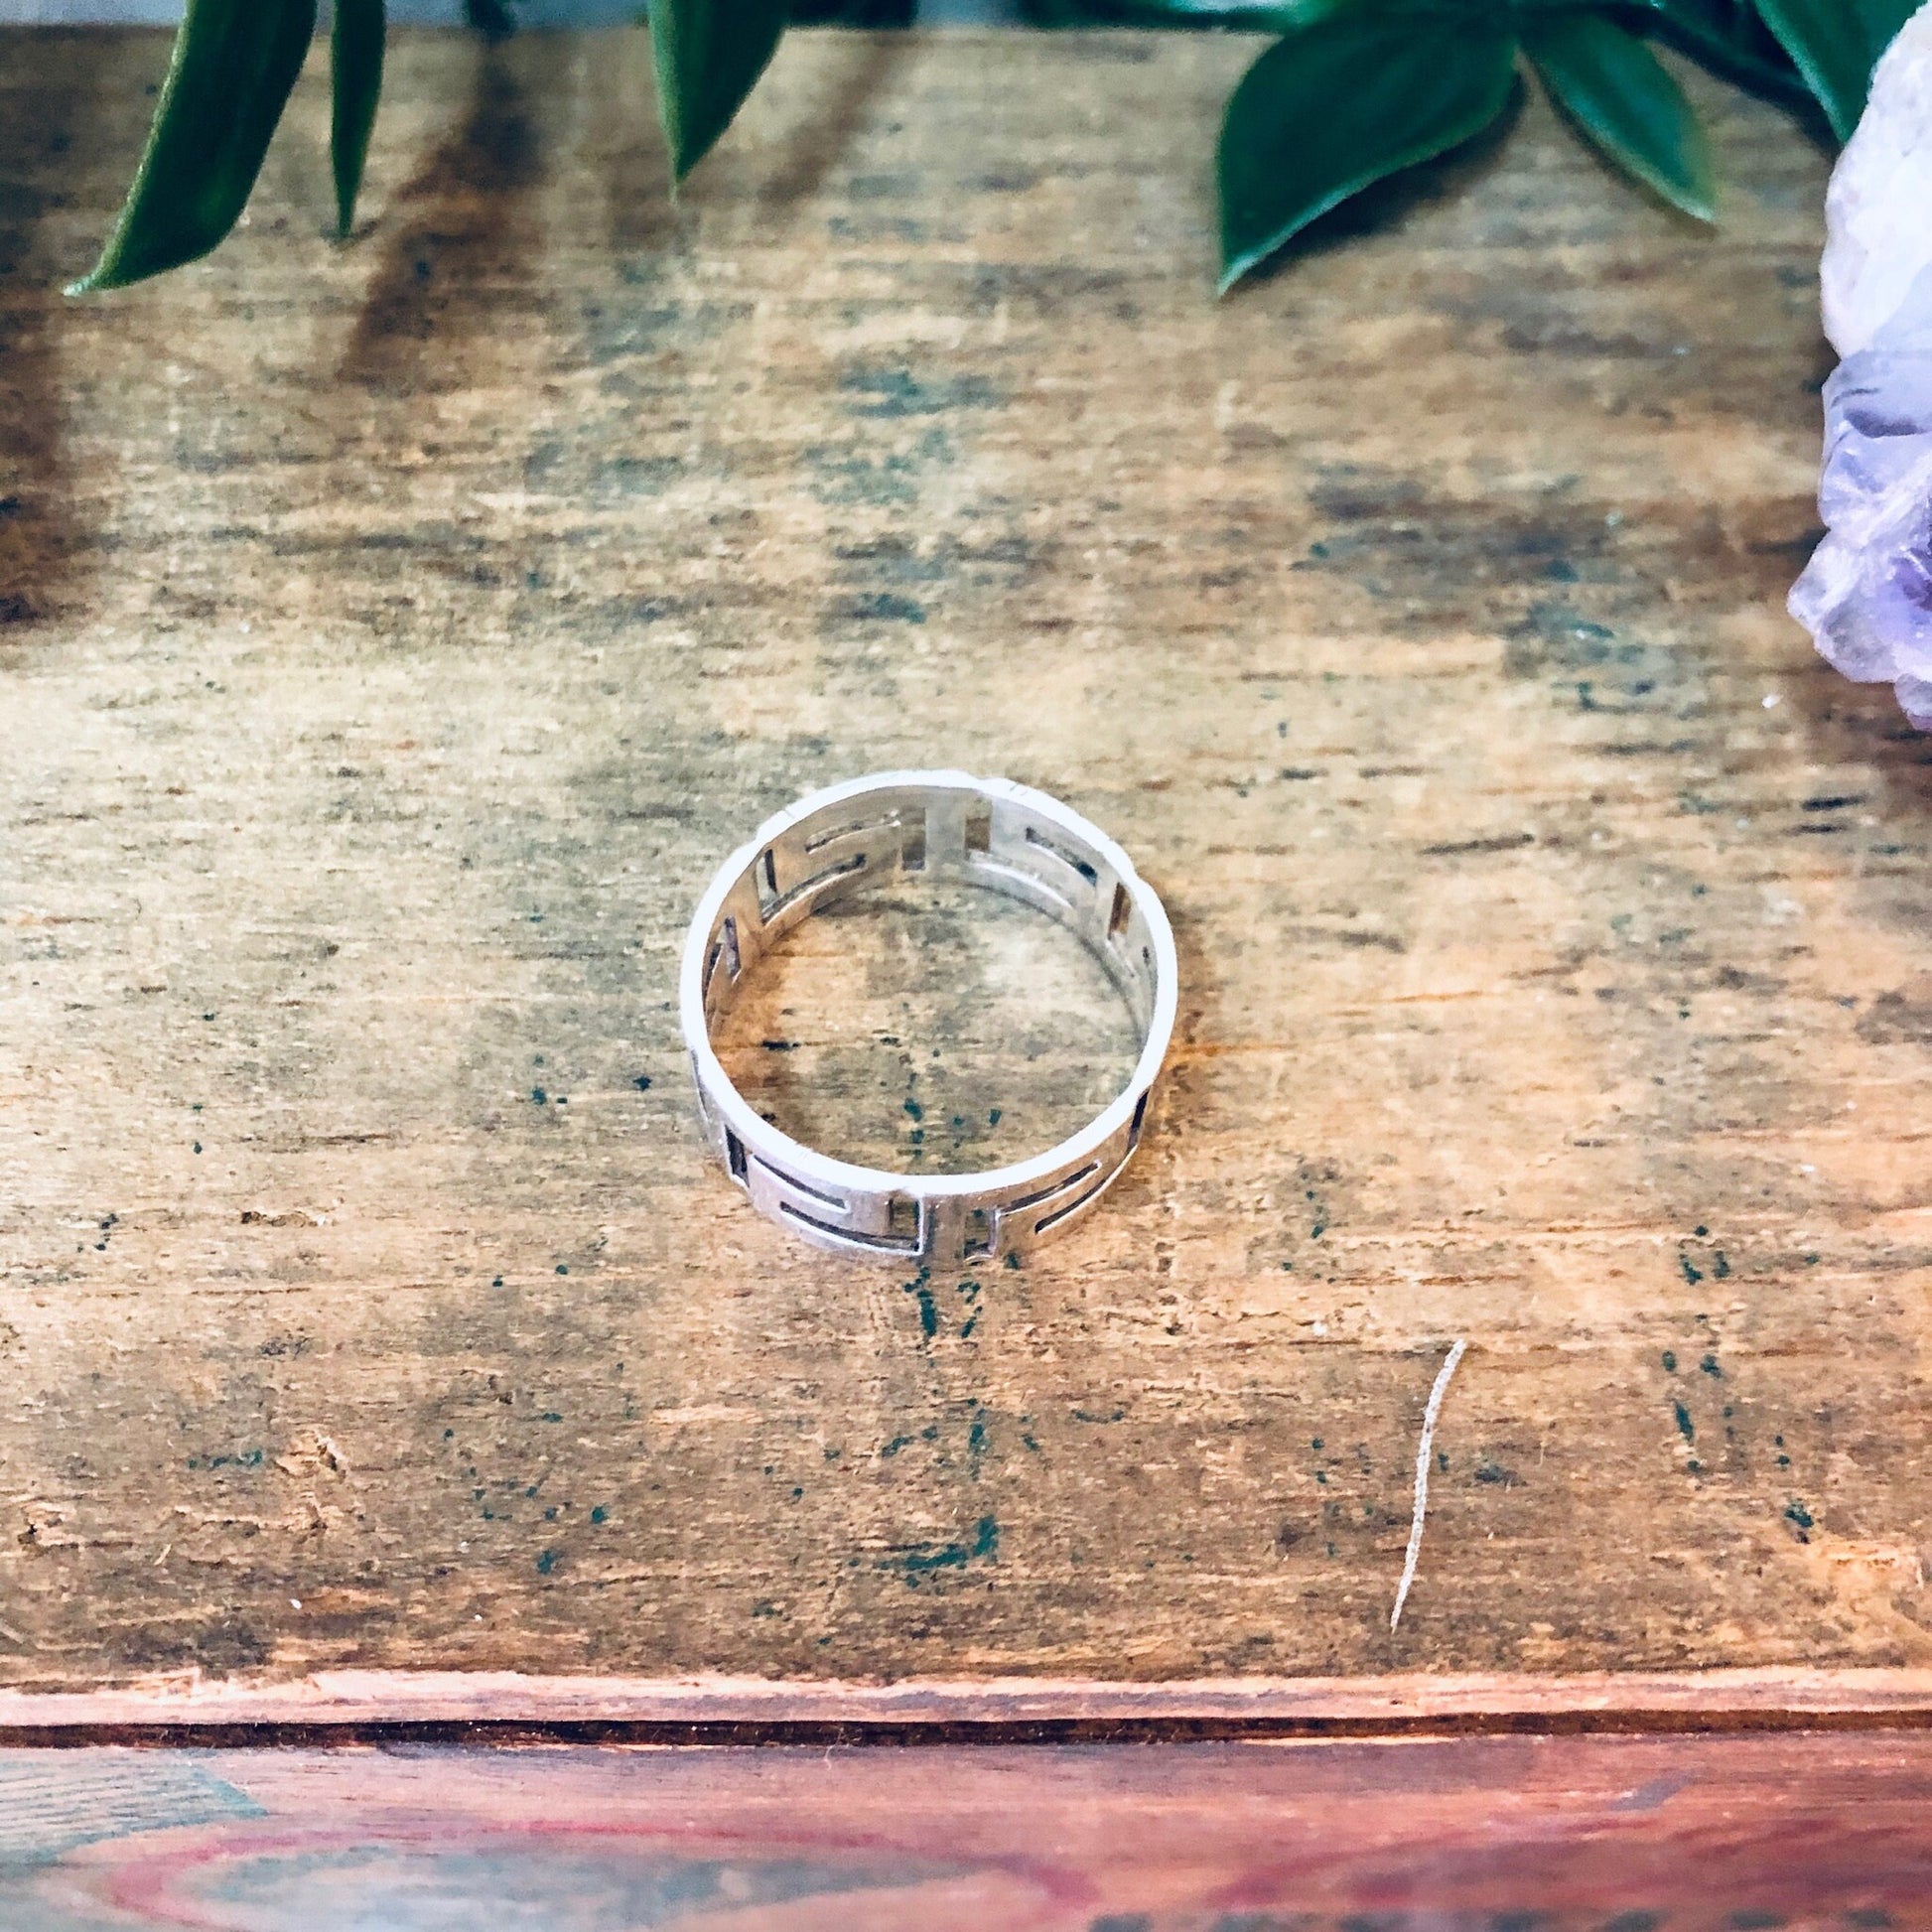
[
  {"x1": 1, "y1": 26, "x2": 1929, "y2": 1694},
  {"x1": 6, "y1": 1732, "x2": 1932, "y2": 1928},
  {"x1": 5, "y1": 1666, "x2": 1932, "y2": 1736}
]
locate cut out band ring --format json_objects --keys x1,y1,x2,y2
[{"x1": 679, "y1": 771, "x2": 1177, "y2": 1266}]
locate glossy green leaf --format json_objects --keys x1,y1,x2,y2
[
  {"x1": 70, "y1": 0, "x2": 317, "y2": 294},
  {"x1": 1217, "y1": 13, "x2": 1517, "y2": 293},
  {"x1": 1525, "y1": 11, "x2": 1716, "y2": 221},
  {"x1": 1615, "y1": 0, "x2": 1810, "y2": 109},
  {"x1": 1751, "y1": 0, "x2": 1918, "y2": 139},
  {"x1": 332, "y1": 0, "x2": 385, "y2": 237},
  {"x1": 647, "y1": 0, "x2": 791, "y2": 182}
]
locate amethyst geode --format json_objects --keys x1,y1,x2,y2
[
  {"x1": 1789, "y1": 6, "x2": 1932, "y2": 729},
  {"x1": 1791, "y1": 289, "x2": 1932, "y2": 728}
]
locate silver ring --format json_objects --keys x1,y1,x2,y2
[{"x1": 679, "y1": 770, "x2": 1177, "y2": 1266}]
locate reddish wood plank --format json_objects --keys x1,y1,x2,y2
[{"x1": 3, "y1": 1732, "x2": 1931, "y2": 1928}]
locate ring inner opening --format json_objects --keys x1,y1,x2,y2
[{"x1": 712, "y1": 873, "x2": 1144, "y2": 1176}]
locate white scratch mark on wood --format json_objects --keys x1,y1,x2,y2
[{"x1": 1391, "y1": 1338, "x2": 1468, "y2": 1634}]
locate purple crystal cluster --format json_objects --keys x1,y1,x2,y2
[
  {"x1": 1789, "y1": 6, "x2": 1932, "y2": 728},
  {"x1": 1790, "y1": 270, "x2": 1932, "y2": 730}
]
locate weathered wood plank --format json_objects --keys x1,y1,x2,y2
[
  {"x1": 1, "y1": 26, "x2": 1928, "y2": 1692},
  {"x1": 4, "y1": 1665, "x2": 1932, "y2": 1734},
  {"x1": 5, "y1": 1732, "x2": 1932, "y2": 1928}
]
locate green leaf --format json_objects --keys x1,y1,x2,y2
[
  {"x1": 1081, "y1": 0, "x2": 1355, "y2": 28},
  {"x1": 1217, "y1": 13, "x2": 1518, "y2": 293},
  {"x1": 788, "y1": 0, "x2": 915, "y2": 22},
  {"x1": 332, "y1": 0, "x2": 385, "y2": 238},
  {"x1": 69, "y1": 0, "x2": 317, "y2": 294},
  {"x1": 1525, "y1": 11, "x2": 1716, "y2": 222},
  {"x1": 465, "y1": 0, "x2": 517, "y2": 38},
  {"x1": 646, "y1": 0, "x2": 791, "y2": 182},
  {"x1": 1614, "y1": 0, "x2": 1811, "y2": 109},
  {"x1": 1750, "y1": 0, "x2": 1918, "y2": 139}
]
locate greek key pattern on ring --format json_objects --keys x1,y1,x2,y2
[{"x1": 679, "y1": 771, "x2": 1177, "y2": 1266}]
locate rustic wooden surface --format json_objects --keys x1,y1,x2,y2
[
  {"x1": 6, "y1": 1664, "x2": 1932, "y2": 1737},
  {"x1": 2, "y1": 25, "x2": 1929, "y2": 1696},
  {"x1": 6, "y1": 1732, "x2": 1932, "y2": 1928}
]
